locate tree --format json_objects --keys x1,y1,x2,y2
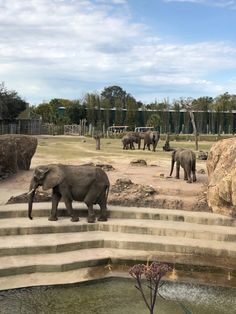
[
  {"x1": 192, "y1": 96, "x2": 213, "y2": 111},
  {"x1": 125, "y1": 94, "x2": 138, "y2": 129},
  {"x1": 101, "y1": 85, "x2": 127, "y2": 108},
  {"x1": 34, "y1": 102, "x2": 54, "y2": 123},
  {"x1": 146, "y1": 113, "x2": 161, "y2": 129},
  {"x1": 172, "y1": 100, "x2": 181, "y2": 134},
  {"x1": 0, "y1": 83, "x2": 27, "y2": 121},
  {"x1": 129, "y1": 262, "x2": 171, "y2": 314},
  {"x1": 180, "y1": 97, "x2": 199, "y2": 150},
  {"x1": 65, "y1": 100, "x2": 87, "y2": 124},
  {"x1": 83, "y1": 93, "x2": 100, "y2": 126},
  {"x1": 114, "y1": 98, "x2": 123, "y2": 125}
]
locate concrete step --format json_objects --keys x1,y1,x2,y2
[
  {"x1": 0, "y1": 231, "x2": 235, "y2": 258},
  {"x1": 0, "y1": 248, "x2": 235, "y2": 279},
  {"x1": 0, "y1": 217, "x2": 235, "y2": 242},
  {"x1": 0, "y1": 249, "x2": 236, "y2": 290},
  {"x1": 1, "y1": 203, "x2": 235, "y2": 226},
  {"x1": 0, "y1": 203, "x2": 235, "y2": 290}
]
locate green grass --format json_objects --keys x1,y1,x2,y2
[{"x1": 35, "y1": 135, "x2": 214, "y2": 165}]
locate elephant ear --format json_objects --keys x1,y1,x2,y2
[{"x1": 42, "y1": 165, "x2": 65, "y2": 190}]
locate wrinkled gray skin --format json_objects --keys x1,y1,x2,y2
[
  {"x1": 122, "y1": 132, "x2": 141, "y2": 150},
  {"x1": 170, "y1": 148, "x2": 197, "y2": 183},
  {"x1": 143, "y1": 131, "x2": 160, "y2": 152},
  {"x1": 28, "y1": 164, "x2": 110, "y2": 223}
]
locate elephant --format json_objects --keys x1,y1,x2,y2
[
  {"x1": 28, "y1": 164, "x2": 110, "y2": 223},
  {"x1": 143, "y1": 131, "x2": 160, "y2": 152},
  {"x1": 122, "y1": 132, "x2": 141, "y2": 150},
  {"x1": 169, "y1": 148, "x2": 197, "y2": 183}
]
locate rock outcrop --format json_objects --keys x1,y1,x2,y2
[
  {"x1": 0, "y1": 135, "x2": 37, "y2": 178},
  {"x1": 207, "y1": 137, "x2": 236, "y2": 216}
]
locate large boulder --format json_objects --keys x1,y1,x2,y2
[
  {"x1": 207, "y1": 137, "x2": 236, "y2": 216},
  {"x1": 0, "y1": 135, "x2": 37, "y2": 178}
]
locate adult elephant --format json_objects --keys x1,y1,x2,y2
[
  {"x1": 143, "y1": 131, "x2": 160, "y2": 152},
  {"x1": 169, "y1": 148, "x2": 197, "y2": 183},
  {"x1": 28, "y1": 164, "x2": 110, "y2": 223},
  {"x1": 122, "y1": 132, "x2": 141, "y2": 150}
]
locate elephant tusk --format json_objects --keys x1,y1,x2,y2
[{"x1": 27, "y1": 188, "x2": 35, "y2": 195}]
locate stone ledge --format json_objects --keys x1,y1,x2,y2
[
  {"x1": 0, "y1": 217, "x2": 235, "y2": 241},
  {"x1": 0, "y1": 203, "x2": 235, "y2": 226}
]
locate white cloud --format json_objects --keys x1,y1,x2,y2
[
  {"x1": 163, "y1": 0, "x2": 236, "y2": 9},
  {"x1": 0, "y1": 0, "x2": 236, "y2": 103}
]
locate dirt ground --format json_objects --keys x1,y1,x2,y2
[{"x1": 0, "y1": 143, "x2": 209, "y2": 212}]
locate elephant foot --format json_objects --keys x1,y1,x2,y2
[
  {"x1": 186, "y1": 180, "x2": 192, "y2": 184},
  {"x1": 98, "y1": 216, "x2": 107, "y2": 222},
  {"x1": 87, "y1": 215, "x2": 96, "y2": 223},
  {"x1": 71, "y1": 216, "x2": 79, "y2": 222},
  {"x1": 48, "y1": 216, "x2": 58, "y2": 221},
  {"x1": 175, "y1": 176, "x2": 180, "y2": 179},
  {"x1": 193, "y1": 177, "x2": 197, "y2": 182}
]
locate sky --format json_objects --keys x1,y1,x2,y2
[{"x1": 0, "y1": 0, "x2": 236, "y2": 105}]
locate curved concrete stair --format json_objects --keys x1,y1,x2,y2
[
  {"x1": 1, "y1": 203, "x2": 235, "y2": 226},
  {"x1": 0, "y1": 217, "x2": 236, "y2": 241},
  {"x1": 0, "y1": 202, "x2": 235, "y2": 290}
]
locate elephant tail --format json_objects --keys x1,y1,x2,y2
[
  {"x1": 191, "y1": 157, "x2": 196, "y2": 172},
  {"x1": 152, "y1": 134, "x2": 156, "y2": 144},
  {"x1": 105, "y1": 184, "x2": 110, "y2": 202}
]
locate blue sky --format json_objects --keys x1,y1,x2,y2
[{"x1": 0, "y1": 0, "x2": 236, "y2": 105}]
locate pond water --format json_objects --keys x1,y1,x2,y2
[{"x1": 0, "y1": 278, "x2": 235, "y2": 314}]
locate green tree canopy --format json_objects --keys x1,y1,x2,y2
[
  {"x1": 0, "y1": 83, "x2": 27, "y2": 121},
  {"x1": 146, "y1": 113, "x2": 161, "y2": 129},
  {"x1": 65, "y1": 100, "x2": 87, "y2": 124},
  {"x1": 192, "y1": 96, "x2": 213, "y2": 111},
  {"x1": 101, "y1": 85, "x2": 127, "y2": 108}
]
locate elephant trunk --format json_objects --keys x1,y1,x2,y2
[
  {"x1": 28, "y1": 189, "x2": 36, "y2": 220},
  {"x1": 28, "y1": 179, "x2": 38, "y2": 220},
  {"x1": 170, "y1": 159, "x2": 175, "y2": 176}
]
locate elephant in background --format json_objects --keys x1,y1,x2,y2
[
  {"x1": 170, "y1": 148, "x2": 197, "y2": 183},
  {"x1": 122, "y1": 132, "x2": 141, "y2": 150},
  {"x1": 28, "y1": 164, "x2": 110, "y2": 223},
  {"x1": 143, "y1": 131, "x2": 160, "y2": 152}
]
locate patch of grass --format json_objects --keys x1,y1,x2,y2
[{"x1": 35, "y1": 135, "x2": 214, "y2": 165}]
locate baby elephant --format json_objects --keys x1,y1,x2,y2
[
  {"x1": 28, "y1": 164, "x2": 110, "y2": 223},
  {"x1": 170, "y1": 148, "x2": 197, "y2": 183}
]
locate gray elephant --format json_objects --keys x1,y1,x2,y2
[
  {"x1": 169, "y1": 148, "x2": 197, "y2": 183},
  {"x1": 143, "y1": 131, "x2": 160, "y2": 152},
  {"x1": 28, "y1": 164, "x2": 110, "y2": 223},
  {"x1": 122, "y1": 132, "x2": 141, "y2": 150}
]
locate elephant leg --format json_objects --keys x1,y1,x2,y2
[
  {"x1": 85, "y1": 203, "x2": 96, "y2": 223},
  {"x1": 175, "y1": 161, "x2": 180, "y2": 179},
  {"x1": 147, "y1": 144, "x2": 151, "y2": 151},
  {"x1": 98, "y1": 195, "x2": 108, "y2": 222},
  {"x1": 192, "y1": 160, "x2": 197, "y2": 182},
  {"x1": 49, "y1": 188, "x2": 61, "y2": 221},
  {"x1": 186, "y1": 166, "x2": 192, "y2": 183},
  {"x1": 64, "y1": 198, "x2": 79, "y2": 222},
  {"x1": 184, "y1": 169, "x2": 188, "y2": 180}
]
